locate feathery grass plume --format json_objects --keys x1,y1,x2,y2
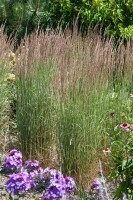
[{"x1": 16, "y1": 27, "x2": 133, "y2": 186}]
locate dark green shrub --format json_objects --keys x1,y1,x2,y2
[{"x1": 1, "y1": 0, "x2": 133, "y2": 42}]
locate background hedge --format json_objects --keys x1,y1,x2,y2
[{"x1": 0, "y1": 0, "x2": 133, "y2": 42}]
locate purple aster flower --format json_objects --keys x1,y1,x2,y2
[
  {"x1": 6, "y1": 172, "x2": 35, "y2": 195},
  {"x1": 40, "y1": 169, "x2": 77, "y2": 199},
  {"x1": 42, "y1": 180, "x2": 66, "y2": 200},
  {"x1": 39, "y1": 168, "x2": 64, "y2": 186},
  {"x1": 26, "y1": 167, "x2": 50, "y2": 190},
  {"x1": 28, "y1": 167, "x2": 43, "y2": 179},
  {"x1": 24, "y1": 160, "x2": 40, "y2": 172},
  {"x1": 65, "y1": 176, "x2": 76, "y2": 194},
  {"x1": 50, "y1": 169, "x2": 64, "y2": 182},
  {"x1": 91, "y1": 179, "x2": 104, "y2": 199},
  {"x1": 50, "y1": 174, "x2": 66, "y2": 186},
  {"x1": 38, "y1": 167, "x2": 44, "y2": 173},
  {"x1": 30, "y1": 170, "x2": 39, "y2": 178},
  {"x1": 33, "y1": 168, "x2": 65, "y2": 193},
  {"x1": 9, "y1": 149, "x2": 20, "y2": 156},
  {"x1": 4, "y1": 149, "x2": 22, "y2": 172},
  {"x1": 91, "y1": 179, "x2": 102, "y2": 190},
  {"x1": 38, "y1": 167, "x2": 50, "y2": 184}
]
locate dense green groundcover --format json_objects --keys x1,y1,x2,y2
[{"x1": 0, "y1": 0, "x2": 133, "y2": 42}]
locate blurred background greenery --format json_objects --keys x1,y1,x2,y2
[{"x1": 1, "y1": 0, "x2": 133, "y2": 44}]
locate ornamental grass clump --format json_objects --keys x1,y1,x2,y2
[
  {"x1": 4, "y1": 149, "x2": 22, "y2": 172},
  {"x1": 16, "y1": 27, "x2": 133, "y2": 186}
]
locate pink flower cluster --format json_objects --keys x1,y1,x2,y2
[{"x1": 120, "y1": 123, "x2": 131, "y2": 132}]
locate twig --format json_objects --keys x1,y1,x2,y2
[{"x1": 99, "y1": 159, "x2": 110, "y2": 200}]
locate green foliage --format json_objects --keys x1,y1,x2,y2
[
  {"x1": 58, "y1": 0, "x2": 133, "y2": 39},
  {"x1": 56, "y1": 85, "x2": 111, "y2": 180},
  {"x1": 0, "y1": 0, "x2": 133, "y2": 41},
  {"x1": 0, "y1": 59, "x2": 16, "y2": 153},
  {"x1": 109, "y1": 97, "x2": 133, "y2": 199},
  {"x1": 16, "y1": 64, "x2": 56, "y2": 160},
  {"x1": 0, "y1": 0, "x2": 56, "y2": 43},
  {"x1": 0, "y1": 62, "x2": 10, "y2": 133}
]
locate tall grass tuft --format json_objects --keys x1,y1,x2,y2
[
  {"x1": 0, "y1": 27, "x2": 14, "y2": 154},
  {"x1": 16, "y1": 64, "x2": 57, "y2": 166},
  {"x1": 16, "y1": 28, "x2": 133, "y2": 185}
]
